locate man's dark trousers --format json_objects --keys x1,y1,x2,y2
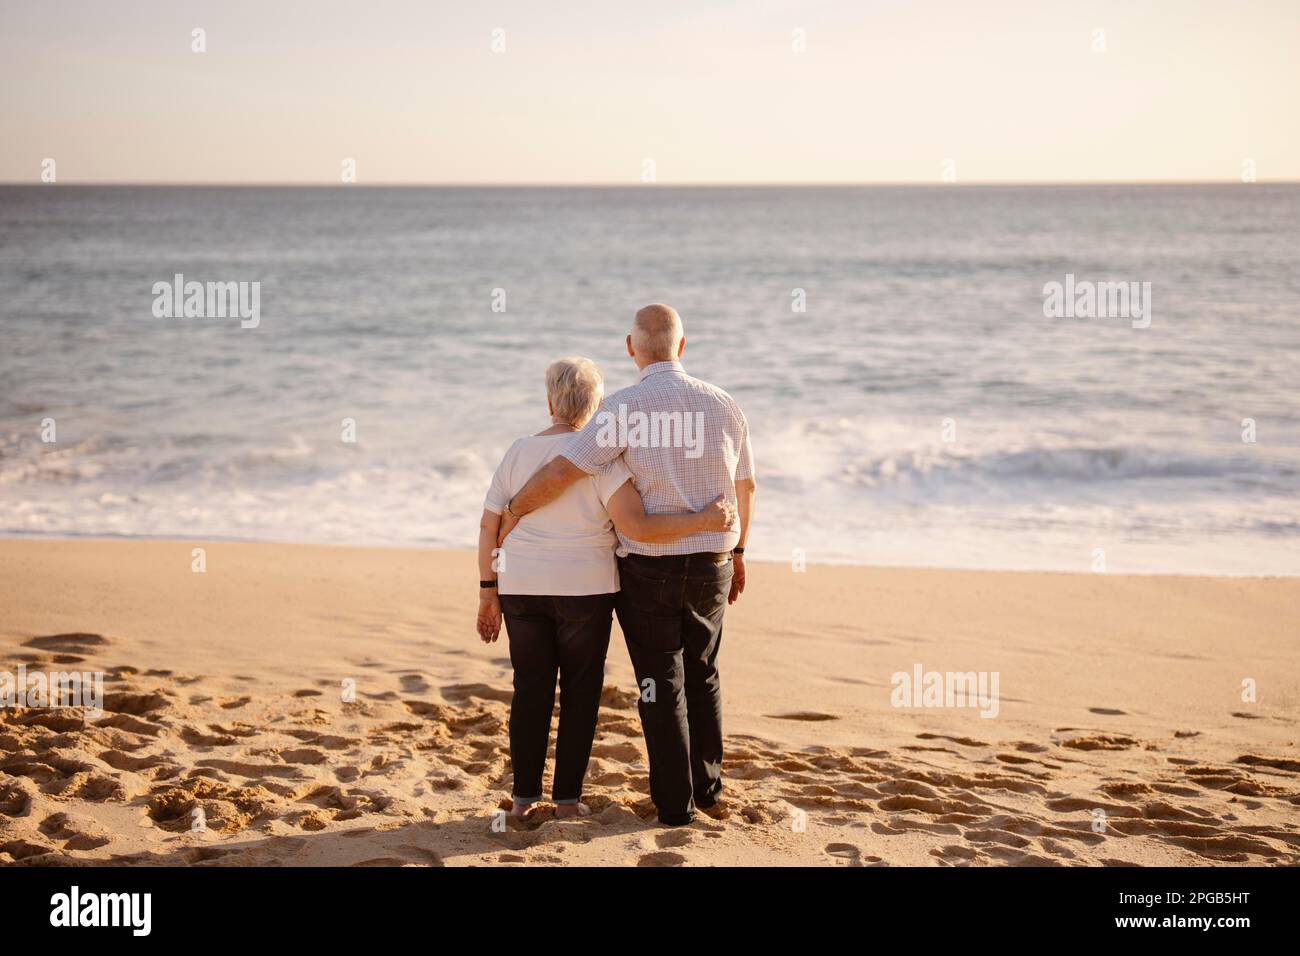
[{"x1": 616, "y1": 550, "x2": 732, "y2": 825}]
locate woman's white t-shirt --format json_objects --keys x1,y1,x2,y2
[{"x1": 484, "y1": 433, "x2": 632, "y2": 596}]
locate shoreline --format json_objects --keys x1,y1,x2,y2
[{"x1": 1, "y1": 533, "x2": 1295, "y2": 580}]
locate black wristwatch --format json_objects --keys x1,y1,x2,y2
[
  {"x1": 479, "y1": 580, "x2": 498, "y2": 589},
  {"x1": 732, "y1": 547, "x2": 745, "y2": 555}
]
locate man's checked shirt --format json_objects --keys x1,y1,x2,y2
[{"x1": 564, "y1": 360, "x2": 754, "y2": 556}]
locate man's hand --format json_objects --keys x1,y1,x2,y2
[
  {"x1": 728, "y1": 553, "x2": 746, "y2": 604},
  {"x1": 496, "y1": 506, "x2": 519, "y2": 547},
  {"x1": 702, "y1": 495, "x2": 738, "y2": 533},
  {"x1": 476, "y1": 591, "x2": 502, "y2": 643}
]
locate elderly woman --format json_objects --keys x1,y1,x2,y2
[{"x1": 477, "y1": 356, "x2": 733, "y2": 819}]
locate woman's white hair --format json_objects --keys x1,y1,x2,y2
[{"x1": 546, "y1": 356, "x2": 604, "y2": 427}]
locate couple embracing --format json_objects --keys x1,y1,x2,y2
[{"x1": 476, "y1": 304, "x2": 755, "y2": 827}]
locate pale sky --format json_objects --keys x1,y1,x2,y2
[{"x1": 2, "y1": 0, "x2": 1297, "y2": 184}]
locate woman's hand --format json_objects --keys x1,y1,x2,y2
[
  {"x1": 700, "y1": 494, "x2": 739, "y2": 533},
  {"x1": 476, "y1": 591, "x2": 502, "y2": 643},
  {"x1": 497, "y1": 507, "x2": 519, "y2": 547}
]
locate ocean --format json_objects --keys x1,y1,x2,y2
[{"x1": 1, "y1": 184, "x2": 1297, "y2": 574}]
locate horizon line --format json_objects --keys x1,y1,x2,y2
[{"x1": 3, "y1": 179, "x2": 1297, "y2": 188}]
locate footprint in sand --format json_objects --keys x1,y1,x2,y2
[
  {"x1": 398, "y1": 674, "x2": 430, "y2": 694},
  {"x1": 767, "y1": 712, "x2": 840, "y2": 722},
  {"x1": 1088, "y1": 707, "x2": 1127, "y2": 716},
  {"x1": 442, "y1": 683, "x2": 513, "y2": 704},
  {"x1": 96, "y1": 713, "x2": 163, "y2": 737},
  {"x1": 195, "y1": 758, "x2": 308, "y2": 780},
  {"x1": 931, "y1": 844, "x2": 981, "y2": 863},
  {"x1": 0, "y1": 782, "x2": 35, "y2": 817},
  {"x1": 278, "y1": 748, "x2": 328, "y2": 765},
  {"x1": 637, "y1": 851, "x2": 686, "y2": 867},
  {"x1": 352, "y1": 857, "x2": 420, "y2": 867},
  {"x1": 395, "y1": 844, "x2": 445, "y2": 866},
  {"x1": 654, "y1": 830, "x2": 694, "y2": 849},
  {"x1": 98, "y1": 750, "x2": 174, "y2": 775},
  {"x1": 180, "y1": 726, "x2": 239, "y2": 746},
  {"x1": 103, "y1": 691, "x2": 172, "y2": 716},
  {"x1": 916, "y1": 732, "x2": 988, "y2": 748},
  {"x1": 590, "y1": 740, "x2": 643, "y2": 761},
  {"x1": 600, "y1": 685, "x2": 641, "y2": 709},
  {"x1": 39, "y1": 811, "x2": 112, "y2": 851},
  {"x1": 1060, "y1": 734, "x2": 1138, "y2": 751},
  {"x1": 10, "y1": 711, "x2": 85, "y2": 733},
  {"x1": 1236, "y1": 754, "x2": 1300, "y2": 773},
  {"x1": 2, "y1": 839, "x2": 58, "y2": 862},
  {"x1": 21, "y1": 633, "x2": 111, "y2": 654},
  {"x1": 825, "y1": 842, "x2": 876, "y2": 866},
  {"x1": 184, "y1": 847, "x2": 234, "y2": 864}
]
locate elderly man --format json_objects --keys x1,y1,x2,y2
[{"x1": 499, "y1": 304, "x2": 755, "y2": 826}]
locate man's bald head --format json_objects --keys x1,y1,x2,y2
[{"x1": 630, "y1": 304, "x2": 684, "y2": 363}]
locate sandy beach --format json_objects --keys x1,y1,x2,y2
[{"x1": 1, "y1": 538, "x2": 1296, "y2": 867}]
